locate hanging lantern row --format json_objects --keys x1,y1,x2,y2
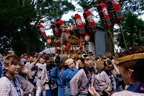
[{"x1": 37, "y1": 0, "x2": 123, "y2": 45}]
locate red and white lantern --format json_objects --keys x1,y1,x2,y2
[
  {"x1": 84, "y1": 35, "x2": 90, "y2": 42},
  {"x1": 55, "y1": 19, "x2": 65, "y2": 37},
  {"x1": 97, "y1": 3, "x2": 112, "y2": 29},
  {"x1": 83, "y1": 10, "x2": 97, "y2": 34},
  {"x1": 74, "y1": 14, "x2": 85, "y2": 36},
  {"x1": 37, "y1": 24, "x2": 48, "y2": 41},
  {"x1": 47, "y1": 38, "x2": 53, "y2": 45},
  {"x1": 106, "y1": 0, "x2": 123, "y2": 22}
]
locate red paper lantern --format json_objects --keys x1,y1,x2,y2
[
  {"x1": 106, "y1": 0, "x2": 123, "y2": 22},
  {"x1": 74, "y1": 14, "x2": 85, "y2": 36},
  {"x1": 55, "y1": 19, "x2": 65, "y2": 37},
  {"x1": 37, "y1": 24, "x2": 48, "y2": 41},
  {"x1": 84, "y1": 35, "x2": 90, "y2": 42},
  {"x1": 52, "y1": 23, "x2": 60, "y2": 38},
  {"x1": 47, "y1": 38, "x2": 53, "y2": 45},
  {"x1": 83, "y1": 10, "x2": 97, "y2": 34},
  {"x1": 97, "y1": 3, "x2": 111, "y2": 29}
]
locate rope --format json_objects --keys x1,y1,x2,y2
[
  {"x1": 118, "y1": 23, "x2": 128, "y2": 49},
  {"x1": 47, "y1": 43, "x2": 52, "y2": 56},
  {"x1": 107, "y1": 29, "x2": 117, "y2": 53}
]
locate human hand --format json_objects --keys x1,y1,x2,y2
[
  {"x1": 88, "y1": 86, "x2": 100, "y2": 96},
  {"x1": 21, "y1": 65, "x2": 29, "y2": 74},
  {"x1": 42, "y1": 85, "x2": 45, "y2": 91},
  {"x1": 76, "y1": 60, "x2": 81, "y2": 65}
]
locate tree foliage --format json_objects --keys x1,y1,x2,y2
[
  {"x1": 116, "y1": 13, "x2": 144, "y2": 49},
  {"x1": 0, "y1": 0, "x2": 75, "y2": 55}
]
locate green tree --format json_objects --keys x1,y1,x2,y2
[
  {"x1": 116, "y1": 13, "x2": 144, "y2": 49},
  {"x1": 0, "y1": 0, "x2": 75, "y2": 55}
]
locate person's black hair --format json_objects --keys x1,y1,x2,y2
[
  {"x1": 81, "y1": 58, "x2": 84, "y2": 64},
  {"x1": 104, "y1": 60, "x2": 112, "y2": 67}
]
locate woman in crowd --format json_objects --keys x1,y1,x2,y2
[
  {"x1": 36, "y1": 57, "x2": 48, "y2": 96},
  {"x1": 51, "y1": 55, "x2": 67, "y2": 96},
  {"x1": 0, "y1": 53, "x2": 35, "y2": 96},
  {"x1": 97, "y1": 58, "x2": 119, "y2": 95},
  {"x1": 70, "y1": 54, "x2": 98, "y2": 96},
  {"x1": 45, "y1": 58, "x2": 57, "y2": 96},
  {"x1": 89, "y1": 46, "x2": 144, "y2": 96},
  {"x1": 64, "y1": 58, "x2": 79, "y2": 96}
]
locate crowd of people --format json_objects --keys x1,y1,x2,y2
[{"x1": 0, "y1": 46, "x2": 144, "y2": 96}]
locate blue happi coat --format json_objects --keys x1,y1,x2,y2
[
  {"x1": 64, "y1": 68, "x2": 79, "y2": 88},
  {"x1": 51, "y1": 66, "x2": 67, "y2": 96}
]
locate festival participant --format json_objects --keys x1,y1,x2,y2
[
  {"x1": 97, "y1": 53, "x2": 102, "y2": 61},
  {"x1": 45, "y1": 59, "x2": 57, "y2": 96},
  {"x1": 28, "y1": 56, "x2": 39, "y2": 88},
  {"x1": 97, "y1": 58, "x2": 119, "y2": 95},
  {"x1": 25, "y1": 56, "x2": 34, "y2": 70},
  {"x1": 51, "y1": 55, "x2": 67, "y2": 96},
  {"x1": 36, "y1": 57, "x2": 48, "y2": 96},
  {"x1": 64, "y1": 58, "x2": 79, "y2": 96},
  {"x1": 0, "y1": 53, "x2": 35, "y2": 96},
  {"x1": 89, "y1": 46, "x2": 144, "y2": 96},
  {"x1": 70, "y1": 54, "x2": 98, "y2": 96}
]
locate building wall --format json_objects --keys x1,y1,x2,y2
[{"x1": 94, "y1": 29, "x2": 106, "y2": 57}]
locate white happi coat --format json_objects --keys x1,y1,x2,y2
[
  {"x1": 70, "y1": 69, "x2": 97, "y2": 95},
  {"x1": 36, "y1": 63, "x2": 49, "y2": 88},
  {"x1": 98, "y1": 70, "x2": 117, "y2": 92},
  {"x1": 112, "y1": 90, "x2": 144, "y2": 96},
  {"x1": 29, "y1": 62, "x2": 37, "y2": 76},
  {"x1": 0, "y1": 75, "x2": 34, "y2": 96}
]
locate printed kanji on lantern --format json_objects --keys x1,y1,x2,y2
[{"x1": 106, "y1": 0, "x2": 123, "y2": 22}]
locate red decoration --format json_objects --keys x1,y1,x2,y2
[
  {"x1": 97, "y1": 3, "x2": 111, "y2": 29},
  {"x1": 74, "y1": 14, "x2": 85, "y2": 36},
  {"x1": 84, "y1": 35, "x2": 90, "y2": 42},
  {"x1": 56, "y1": 47, "x2": 61, "y2": 53},
  {"x1": 46, "y1": 38, "x2": 53, "y2": 45},
  {"x1": 65, "y1": 43, "x2": 70, "y2": 51},
  {"x1": 70, "y1": 24, "x2": 75, "y2": 32},
  {"x1": 61, "y1": 32, "x2": 68, "y2": 41},
  {"x1": 52, "y1": 23, "x2": 59, "y2": 37},
  {"x1": 55, "y1": 19, "x2": 65, "y2": 37},
  {"x1": 83, "y1": 10, "x2": 97, "y2": 34},
  {"x1": 106, "y1": 0, "x2": 123, "y2": 22},
  {"x1": 37, "y1": 24, "x2": 48, "y2": 41}
]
